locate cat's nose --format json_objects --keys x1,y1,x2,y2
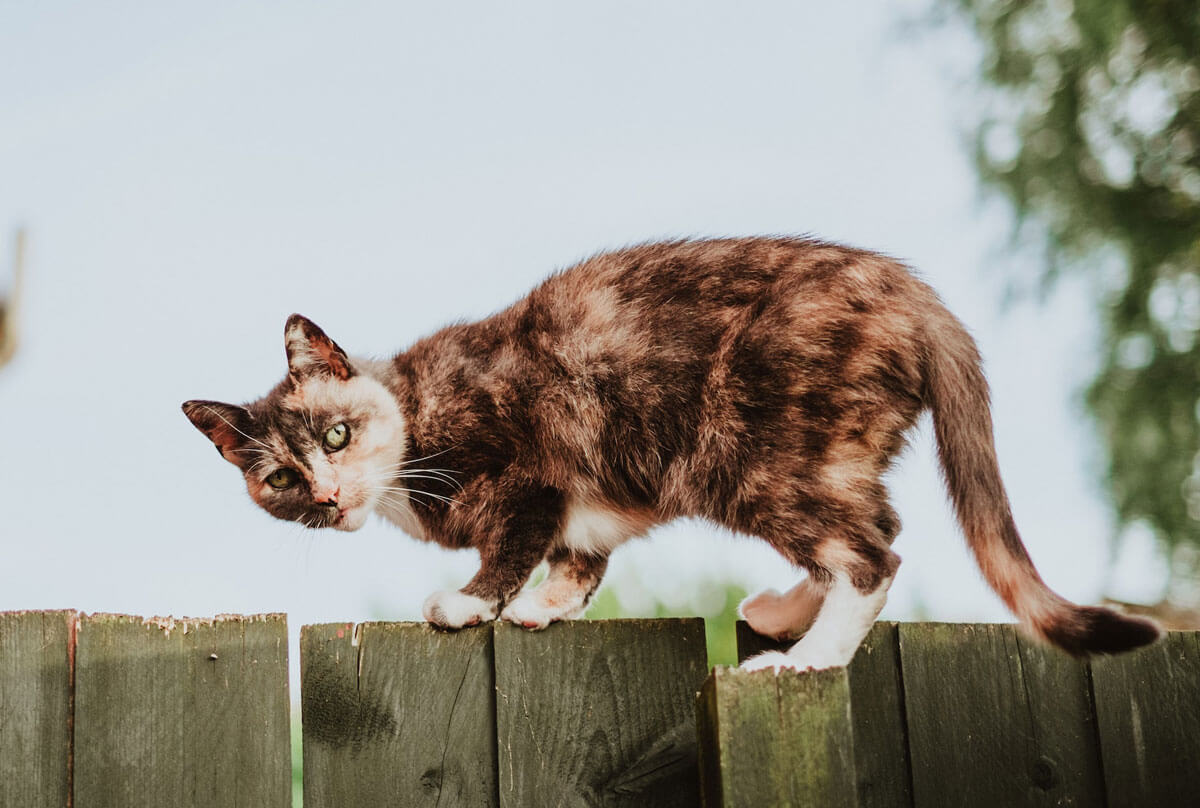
[{"x1": 314, "y1": 487, "x2": 340, "y2": 507}]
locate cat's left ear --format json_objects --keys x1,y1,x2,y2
[
  {"x1": 284, "y1": 314, "x2": 354, "y2": 381},
  {"x1": 182, "y1": 400, "x2": 255, "y2": 465}
]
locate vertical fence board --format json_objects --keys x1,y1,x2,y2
[
  {"x1": 899, "y1": 623, "x2": 1104, "y2": 808},
  {"x1": 736, "y1": 620, "x2": 912, "y2": 807},
  {"x1": 1090, "y1": 630, "x2": 1200, "y2": 807},
  {"x1": 842, "y1": 622, "x2": 911, "y2": 808},
  {"x1": 74, "y1": 613, "x2": 291, "y2": 808},
  {"x1": 0, "y1": 610, "x2": 74, "y2": 808},
  {"x1": 301, "y1": 622, "x2": 497, "y2": 807},
  {"x1": 697, "y1": 666, "x2": 856, "y2": 808},
  {"x1": 494, "y1": 618, "x2": 708, "y2": 808}
]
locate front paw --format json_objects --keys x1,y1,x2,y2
[
  {"x1": 500, "y1": 591, "x2": 581, "y2": 630},
  {"x1": 422, "y1": 590, "x2": 498, "y2": 630}
]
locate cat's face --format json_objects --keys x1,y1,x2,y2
[{"x1": 183, "y1": 315, "x2": 405, "y2": 532}]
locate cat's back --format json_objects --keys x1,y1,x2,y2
[
  {"x1": 407, "y1": 237, "x2": 927, "y2": 384},
  {"x1": 532, "y1": 236, "x2": 924, "y2": 344}
]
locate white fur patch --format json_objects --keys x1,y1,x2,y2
[
  {"x1": 560, "y1": 501, "x2": 642, "y2": 555},
  {"x1": 422, "y1": 590, "x2": 497, "y2": 629},
  {"x1": 739, "y1": 572, "x2": 893, "y2": 672}
]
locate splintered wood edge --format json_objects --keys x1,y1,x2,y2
[{"x1": 78, "y1": 612, "x2": 287, "y2": 638}]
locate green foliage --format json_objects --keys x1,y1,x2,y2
[
  {"x1": 942, "y1": 0, "x2": 1200, "y2": 576},
  {"x1": 586, "y1": 582, "x2": 749, "y2": 667}
]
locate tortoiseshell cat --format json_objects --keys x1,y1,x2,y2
[{"x1": 183, "y1": 238, "x2": 1159, "y2": 670}]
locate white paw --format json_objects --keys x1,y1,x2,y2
[
  {"x1": 422, "y1": 590, "x2": 498, "y2": 630},
  {"x1": 500, "y1": 590, "x2": 584, "y2": 630},
  {"x1": 739, "y1": 651, "x2": 794, "y2": 672},
  {"x1": 738, "y1": 644, "x2": 849, "y2": 673}
]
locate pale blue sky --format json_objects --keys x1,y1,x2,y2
[{"x1": 0, "y1": 1, "x2": 1166, "y2": 650}]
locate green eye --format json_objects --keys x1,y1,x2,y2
[
  {"x1": 323, "y1": 422, "x2": 350, "y2": 451},
  {"x1": 266, "y1": 468, "x2": 299, "y2": 490}
]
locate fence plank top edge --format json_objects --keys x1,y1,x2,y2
[
  {"x1": 76, "y1": 612, "x2": 287, "y2": 638},
  {"x1": 0, "y1": 608, "x2": 79, "y2": 617}
]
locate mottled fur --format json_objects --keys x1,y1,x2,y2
[{"x1": 184, "y1": 237, "x2": 1159, "y2": 669}]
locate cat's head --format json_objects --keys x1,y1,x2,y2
[{"x1": 183, "y1": 314, "x2": 405, "y2": 532}]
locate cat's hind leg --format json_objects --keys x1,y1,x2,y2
[
  {"x1": 739, "y1": 576, "x2": 828, "y2": 641},
  {"x1": 739, "y1": 488, "x2": 902, "y2": 672},
  {"x1": 500, "y1": 547, "x2": 608, "y2": 630},
  {"x1": 742, "y1": 543, "x2": 898, "y2": 672}
]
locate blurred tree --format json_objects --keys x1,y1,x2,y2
[
  {"x1": 0, "y1": 228, "x2": 25, "y2": 370},
  {"x1": 941, "y1": 0, "x2": 1200, "y2": 592}
]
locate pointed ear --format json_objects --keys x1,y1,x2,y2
[
  {"x1": 284, "y1": 314, "x2": 354, "y2": 381},
  {"x1": 182, "y1": 400, "x2": 256, "y2": 465}
]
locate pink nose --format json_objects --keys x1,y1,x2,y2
[{"x1": 314, "y1": 486, "x2": 340, "y2": 507}]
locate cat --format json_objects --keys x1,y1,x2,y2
[{"x1": 183, "y1": 237, "x2": 1159, "y2": 671}]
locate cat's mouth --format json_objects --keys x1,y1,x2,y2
[{"x1": 328, "y1": 505, "x2": 369, "y2": 532}]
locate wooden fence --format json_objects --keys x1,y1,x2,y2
[{"x1": 1, "y1": 611, "x2": 1197, "y2": 807}]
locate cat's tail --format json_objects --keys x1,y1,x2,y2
[{"x1": 923, "y1": 305, "x2": 1160, "y2": 655}]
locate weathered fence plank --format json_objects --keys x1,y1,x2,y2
[
  {"x1": 736, "y1": 620, "x2": 912, "y2": 808},
  {"x1": 73, "y1": 613, "x2": 291, "y2": 808},
  {"x1": 1090, "y1": 630, "x2": 1200, "y2": 808},
  {"x1": 898, "y1": 622, "x2": 1104, "y2": 808},
  {"x1": 301, "y1": 621, "x2": 497, "y2": 808},
  {"x1": 494, "y1": 618, "x2": 708, "y2": 808},
  {"x1": 0, "y1": 610, "x2": 74, "y2": 808},
  {"x1": 698, "y1": 666, "x2": 857, "y2": 808}
]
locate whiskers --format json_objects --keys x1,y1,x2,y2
[
  {"x1": 369, "y1": 452, "x2": 466, "y2": 512},
  {"x1": 376, "y1": 486, "x2": 461, "y2": 510}
]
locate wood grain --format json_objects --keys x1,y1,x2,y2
[
  {"x1": 73, "y1": 613, "x2": 291, "y2": 808},
  {"x1": 0, "y1": 610, "x2": 75, "y2": 808},
  {"x1": 301, "y1": 621, "x2": 497, "y2": 807},
  {"x1": 735, "y1": 620, "x2": 912, "y2": 807},
  {"x1": 1090, "y1": 629, "x2": 1200, "y2": 807},
  {"x1": 697, "y1": 665, "x2": 857, "y2": 808},
  {"x1": 494, "y1": 618, "x2": 708, "y2": 808},
  {"x1": 899, "y1": 622, "x2": 1104, "y2": 808}
]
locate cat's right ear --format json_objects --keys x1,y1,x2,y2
[
  {"x1": 182, "y1": 400, "x2": 255, "y2": 465},
  {"x1": 284, "y1": 314, "x2": 354, "y2": 381}
]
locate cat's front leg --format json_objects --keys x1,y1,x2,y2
[
  {"x1": 501, "y1": 547, "x2": 608, "y2": 630},
  {"x1": 423, "y1": 482, "x2": 564, "y2": 631}
]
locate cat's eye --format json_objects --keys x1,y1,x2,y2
[
  {"x1": 323, "y1": 422, "x2": 350, "y2": 451},
  {"x1": 266, "y1": 468, "x2": 299, "y2": 490}
]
